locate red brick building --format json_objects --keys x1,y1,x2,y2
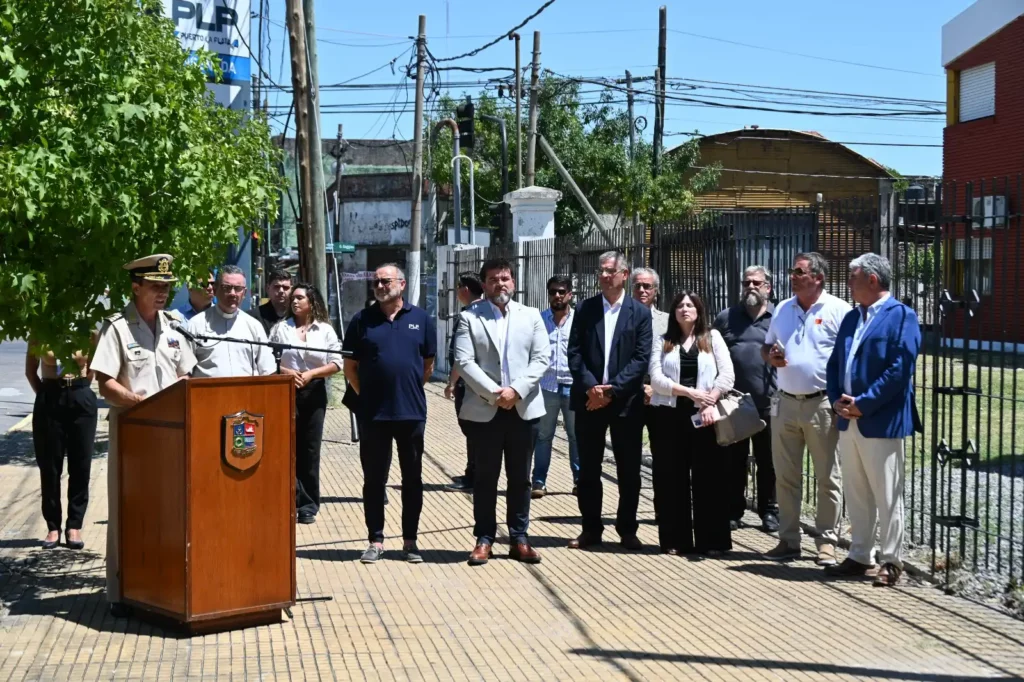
[{"x1": 942, "y1": 0, "x2": 1024, "y2": 342}]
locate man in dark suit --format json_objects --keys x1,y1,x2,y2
[{"x1": 567, "y1": 251, "x2": 653, "y2": 550}]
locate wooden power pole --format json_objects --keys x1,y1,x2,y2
[
  {"x1": 286, "y1": 0, "x2": 325, "y2": 292},
  {"x1": 409, "y1": 15, "x2": 427, "y2": 308}
]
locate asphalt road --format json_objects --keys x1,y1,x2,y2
[{"x1": 0, "y1": 340, "x2": 32, "y2": 433}]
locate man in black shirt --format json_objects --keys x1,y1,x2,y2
[
  {"x1": 712, "y1": 265, "x2": 779, "y2": 533},
  {"x1": 444, "y1": 272, "x2": 484, "y2": 491},
  {"x1": 248, "y1": 268, "x2": 293, "y2": 334}
]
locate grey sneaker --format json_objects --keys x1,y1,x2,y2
[
  {"x1": 360, "y1": 544, "x2": 384, "y2": 564},
  {"x1": 402, "y1": 543, "x2": 424, "y2": 564},
  {"x1": 764, "y1": 541, "x2": 801, "y2": 561},
  {"x1": 531, "y1": 485, "x2": 546, "y2": 499}
]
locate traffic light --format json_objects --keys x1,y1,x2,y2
[{"x1": 456, "y1": 96, "x2": 475, "y2": 149}]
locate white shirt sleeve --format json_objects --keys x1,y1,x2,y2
[{"x1": 252, "y1": 318, "x2": 278, "y2": 376}]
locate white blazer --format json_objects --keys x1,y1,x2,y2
[{"x1": 649, "y1": 328, "x2": 735, "y2": 407}]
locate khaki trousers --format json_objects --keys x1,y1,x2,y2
[
  {"x1": 771, "y1": 393, "x2": 842, "y2": 548},
  {"x1": 105, "y1": 410, "x2": 121, "y2": 603},
  {"x1": 838, "y1": 420, "x2": 905, "y2": 567}
]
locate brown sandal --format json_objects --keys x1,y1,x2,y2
[{"x1": 873, "y1": 562, "x2": 903, "y2": 587}]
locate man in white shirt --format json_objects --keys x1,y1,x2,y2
[
  {"x1": 186, "y1": 265, "x2": 277, "y2": 377},
  {"x1": 761, "y1": 252, "x2": 851, "y2": 566}
]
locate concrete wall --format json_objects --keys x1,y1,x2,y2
[{"x1": 339, "y1": 199, "x2": 427, "y2": 246}]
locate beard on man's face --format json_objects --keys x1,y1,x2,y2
[
  {"x1": 550, "y1": 299, "x2": 568, "y2": 311},
  {"x1": 490, "y1": 291, "x2": 511, "y2": 306},
  {"x1": 743, "y1": 289, "x2": 765, "y2": 308},
  {"x1": 375, "y1": 286, "x2": 402, "y2": 303}
]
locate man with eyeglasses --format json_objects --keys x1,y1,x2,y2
[
  {"x1": 248, "y1": 268, "x2": 293, "y2": 336},
  {"x1": 343, "y1": 264, "x2": 435, "y2": 564},
  {"x1": 567, "y1": 251, "x2": 652, "y2": 551},
  {"x1": 530, "y1": 275, "x2": 580, "y2": 498},
  {"x1": 712, "y1": 265, "x2": 779, "y2": 534},
  {"x1": 186, "y1": 264, "x2": 277, "y2": 377},
  {"x1": 761, "y1": 252, "x2": 850, "y2": 566},
  {"x1": 175, "y1": 270, "x2": 216, "y2": 321}
]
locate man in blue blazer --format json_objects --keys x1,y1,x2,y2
[
  {"x1": 825, "y1": 253, "x2": 922, "y2": 587},
  {"x1": 567, "y1": 251, "x2": 653, "y2": 550}
]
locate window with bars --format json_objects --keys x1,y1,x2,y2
[{"x1": 951, "y1": 237, "x2": 993, "y2": 295}]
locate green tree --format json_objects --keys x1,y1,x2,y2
[
  {"x1": 428, "y1": 77, "x2": 719, "y2": 237},
  {"x1": 0, "y1": 0, "x2": 283, "y2": 360}
]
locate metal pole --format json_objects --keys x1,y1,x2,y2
[
  {"x1": 302, "y1": 0, "x2": 327, "y2": 294},
  {"x1": 511, "y1": 32, "x2": 522, "y2": 190},
  {"x1": 538, "y1": 134, "x2": 614, "y2": 248},
  {"x1": 656, "y1": 6, "x2": 667, "y2": 176},
  {"x1": 525, "y1": 31, "x2": 541, "y2": 187},
  {"x1": 626, "y1": 70, "x2": 635, "y2": 164},
  {"x1": 434, "y1": 119, "x2": 461, "y2": 244},
  {"x1": 453, "y1": 155, "x2": 475, "y2": 245},
  {"x1": 409, "y1": 15, "x2": 427, "y2": 307}
]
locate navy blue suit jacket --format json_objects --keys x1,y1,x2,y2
[
  {"x1": 826, "y1": 296, "x2": 923, "y2": 438},
  {"x1": 568, "y1": 293, "x2": 653, "y2": 417}
]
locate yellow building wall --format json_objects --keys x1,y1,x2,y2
[{"x1": 690, "y1": 136, "x2": 884, "y2": 209}]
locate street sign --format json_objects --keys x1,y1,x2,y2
[{"x1": 327, "y1": 242, "x2": 356, "y2": 254}]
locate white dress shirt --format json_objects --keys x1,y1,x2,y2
[
  {"x1": 601, "y1": 290, "x2": 625, "y2": 384},
  {"x1": 844, "y1": 293, "x2": 890, "y2": 395},
  {"x1": 489, "y1": 301, "x2": 512, "y2": 386},
  {"x1": 269, "y1": 318, "x2": 343, "y2": 373},
  {"x1": 186, "y1": 306, "x2": 277, "y2": 378}
]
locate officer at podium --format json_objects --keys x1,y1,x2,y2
[{"x1": 91, "y1": 253, "x2": 197, "y2": 618}]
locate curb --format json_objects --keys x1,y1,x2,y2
[{"x1": 5, "y1": 414, "x2": 31, "y2": 434}]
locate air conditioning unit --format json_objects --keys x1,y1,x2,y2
[{"x1": 971, "y1": 196, "x2": 1008, "y2": 228}]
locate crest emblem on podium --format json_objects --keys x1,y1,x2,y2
[{"x1": 221, "y1": 411, "x2": 264, "y2": 472}]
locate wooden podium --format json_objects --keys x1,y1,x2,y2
[{"x1": 118, "y1": 375, "x2": 296, "y2": 634}]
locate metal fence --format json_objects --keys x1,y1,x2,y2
[{"x1": 436, "y1": 182, "x2": 1024, "y2": 587}]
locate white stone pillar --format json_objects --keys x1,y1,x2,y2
[{"x1": 505, "y1": 186, "x2": 562, "y2": 241}]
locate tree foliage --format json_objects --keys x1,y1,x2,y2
[
  {"x1": 428, "y1": 77, "x2": 719, "y2": 237},
  {"x1": 0, "y1": 0, "x2": 283, "y2": 359}
]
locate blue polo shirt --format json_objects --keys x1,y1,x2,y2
[{"x1": 343, "y1": 301, "x2": 436, "y2": 421}]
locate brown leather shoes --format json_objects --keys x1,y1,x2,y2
[
  {"x1": 509, "y1": 541, "x2": 541, "y2": 564},
  {"x1": 468, "y1": 542, "x2": 493, "y2": 566},
  {"x1": 567, "y1": 532, "x2": 602, "y2": 549}
]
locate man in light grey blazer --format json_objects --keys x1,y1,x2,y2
[{"x1": 454, "y1": 257, "x2": 550, "y2": 566}]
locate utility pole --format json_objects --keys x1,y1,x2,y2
[
  {"x1": 285, "y1": 0, "x2": 322, "y2": 288},
  {"x1": 625, "y1": 70, "x2": 635, "y2": 164},
  {"x1": 302, "y1": 0, "x2": 327, "y2": 294},
  {"x1": 510, "y1": 32, "x2": 522, "y2": 189},
  {"x1": 653, "y1": 67, "x2": 661, "y2": 177},
  {"x1": 409, "y1": 15, "x2": 427, "y2": 307},
  {"x1": 525, "y1": 31, "x2": 541, "y2": 187},
  {"x1": 654, "y1": 5, "x2": 667, "y2": 177}
]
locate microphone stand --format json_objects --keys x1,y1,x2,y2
[{"x1": 179, "y1": 330, "x2": 345, "y2": 375}]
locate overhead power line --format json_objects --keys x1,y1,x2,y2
[
  {"x1": 666, "y1": 131, "x2": 942, "y2": 148},
  {"x1": 433, "y1": 0, "x2": 558, "y2": 62},
  {"x1": 692, "y1": 165, "x2": 903, "y2": 180},
  {"x1": 669, "y1": 29, "x2": 940, "y2": 77}
]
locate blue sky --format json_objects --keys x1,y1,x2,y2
[{"x1": 260, "y1": 0, "x2": 972, "y2": 176}]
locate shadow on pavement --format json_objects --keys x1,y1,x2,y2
[
  {"x1": 0, "y1": 431, "x2": 108, "y2": 467},
  {"x1": 565, "y1": 649, "x2": 1020, "y2": 681},
  {"x1": 297, "y1": 547, "x2": 473, "y2": 565},
  {"x1": 726, "y1": 562, "x2": 830, "y2": 582}
]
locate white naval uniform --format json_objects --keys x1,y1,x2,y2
[
  {"x1": 90, "y1": 302, "x2": 197, "y2": 603},
  {"x1": 186, "y1": 306, "x2": 277, "y2": 378}
]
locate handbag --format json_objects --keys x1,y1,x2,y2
[{"x1": 713, "y1": 389, "x2": 766, "y2": 447}]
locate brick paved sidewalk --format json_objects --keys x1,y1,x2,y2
[{"x1": 1, "y1": 383, "x2": 1023, "y2": 681}]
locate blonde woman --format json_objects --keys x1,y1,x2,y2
[{"x1": 648, "y1": 291, "x2": 735, "y2": 556}]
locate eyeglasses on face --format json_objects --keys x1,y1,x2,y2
[
  {"x1": 548, "y1": 288, "x2": 569, "y2": 296},
  {"x1": 742, "y1": 279, "x2": 766, "y2": 287},
  {"x1": 373, "y1": 278, "x2": 396, "y2": 287},
  {"x1": 788, "y1": 268, "x2": 813, "y2": 277},
  {"x1": 597, "y1": 267, "x2": 623, "y2": 276},
  {"x1": 633, "y1": 282, "x2": 654, "y2": 291},
  {"x1": 220, "y1": 284, "x2": 246, "y2": 294}
]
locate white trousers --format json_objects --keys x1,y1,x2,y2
[{"x1": 838, "y1": 420, "x2": 905, "y2": 567}]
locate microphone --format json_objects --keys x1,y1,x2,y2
[{"x1": 169, "y1": 320, "x2": 199, "y2": 344}]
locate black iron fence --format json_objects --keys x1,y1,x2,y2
[{"x1": 437, "y1": 181, "x2": 1024, "y2": 588}]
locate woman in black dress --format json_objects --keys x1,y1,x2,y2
[{"x1": 648, "y1": 291, "x2": 735, "y2": 556}]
